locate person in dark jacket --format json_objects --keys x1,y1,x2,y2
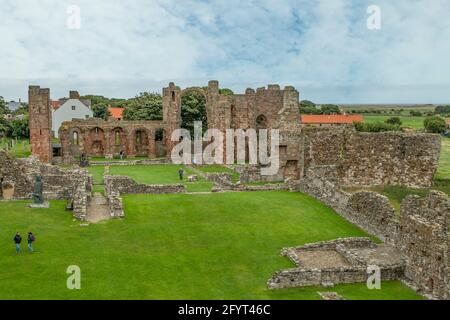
[
  {"x1": 13, "y1": 232, "x2": 22, "y2": 254},
  {"x1": 27, "y1": 232, "x2": 35, "y2": 253},
  {"x1": 178, "y1": 168, "x2": 184, "y2": 181}
]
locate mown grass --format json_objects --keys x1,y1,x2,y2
[
  {"x1": 0, "y1": 193, "x2": 422, "y2": 300},
  {"x1": 0, "y1": 138, "x2": 31, "y2": 158},
  {"x1": 89, "y1": 165, "x2": 214, "y2": 193},
  {"x1": 363, "y1": 116, "x2": 426, "y2": 129}
]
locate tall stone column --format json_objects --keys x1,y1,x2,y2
[{"x1": 148, "y1": 130, "x2": 156, "y2": 159}]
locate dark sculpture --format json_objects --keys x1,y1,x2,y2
[
  {"x1": 80, "y1": 153, "x2": 89, "y2": 167},
  {"x1": 31, "y1": 175, "x2": 44, "y2": 204}
]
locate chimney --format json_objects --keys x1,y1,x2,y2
[{"x1": 69, "y1": 91, "x2": 80, "y2": 99}]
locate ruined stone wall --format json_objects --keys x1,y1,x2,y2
[
  {"x1": 298, "y1": 169, "x2": 450, "y2": 299},
  {"x1": 268, "y1": 238, "x2": 405, "y2": 290},
  {"x1": 59, "y1": 118, "x2": 165, "y2": 161},
  {"x1": 235, "y1": 165, "x2": 284, "y2": 183},
  {"x1": 104, "y1": 175, "x2": 186, "y2": 195},
  {"x1": 302, "y1": 128, "x2": 441, "y2": 188},
  {"x1": 0, "y1": 150, "x2": 88, "y2": 201},
  {"x1": 396, "y1": 191, "x2": 450, "y2": 299},
  {"x1": 28, "y1": 86, "x2": 52, "y2": 163}
]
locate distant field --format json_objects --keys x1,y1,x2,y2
[
  {"x1": 341, "y1": 104, "x2": 436, "y2": 114},
  {"x1": 363, "y1": 115, "x2": 426, "y2": 129}
]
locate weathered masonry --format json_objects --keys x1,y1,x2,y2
[{"x1": 29, "y1": 82, "x2": 441, "y2": 186}]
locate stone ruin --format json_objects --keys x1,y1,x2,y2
[
  {"x1": 2, "y1": 81, "x2": 446, "y2": 299},
  {"x1": 268, "y1": 167, "x2": 450, "y2": 300},
  {"x1": 0, "y1": 149, "x2": 91, "y2": 219}
]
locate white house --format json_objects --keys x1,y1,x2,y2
[{"x1": 52, "y1": 91, "x2": 93, "y2": 138}]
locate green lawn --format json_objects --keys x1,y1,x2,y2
[
  {"x1": 436, "y1": 138, "x2": 450, "y2": 181},
  {"x1": 88, "y1": 165, "x2": 214, "y2": 193},
  {"x1": 0, "y1": 138, "x2": 30, "y2": 158},
  {"x1": 363, "y1": 116, "x2": 426, "y2": 129},
  {"x1": 0, "y1": 193, "x2": 422, "y2": 300}
]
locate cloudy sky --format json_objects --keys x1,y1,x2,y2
[{"x1": 1, "y1": 0, "x2": 449, "y2": 103}]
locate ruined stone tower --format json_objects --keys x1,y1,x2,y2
[{"x1": 29, "y1": 86, "x2": 52, "y2": 163}]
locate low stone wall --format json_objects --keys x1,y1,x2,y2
[
  {"x1": 268, "y1": 238, "x2": 405, "y2": 290},
  {"x1": 235, "y1": 165, "x2": 284, "y2": 183},
  {"x1": 90, "y1": 158, "x2": 170, "y2": 166},
  {"x1": 212, "y1": 182, "x2": 292, "y2": 193},
  {"x1": 297, "y1": 169, "x2": 450, "y2": 299},
  {"x1": 104, "y1": 175, "x2": 186, "y2": 195},
  {"x1": 298, "y1": 169, "x2": 397, "y2": 242},
  {"x1": 396, "y1": 191, "x2": 450, "y2": 300}
]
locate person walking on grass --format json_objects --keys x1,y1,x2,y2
[
  {"x1": 27, "y1": 232, "x2": 35, "y2": 253},
  {"x1": 13, "y1": 232, "x2": 22, "y2": 254},
  {"x1": 178, "y1": 168, "x2": 184, "y2": 181}
]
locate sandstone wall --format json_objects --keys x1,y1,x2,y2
[
  {"x1": 104, "y1": 175, "x2": 186, "y2": 195},
  {"x1": 302, "y1": 128, "x2": 441, "y2": 188},
  {"x1": 396, "y1": 191, "x2": 450, "y2": 299}
]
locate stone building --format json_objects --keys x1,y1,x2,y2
[{"x1": 29, "y1": 82, "x2": 441, "y2": 186}]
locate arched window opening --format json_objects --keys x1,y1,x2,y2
[
  {"x1": 136, "y1": 130, "x2": 142, "y2": 145},
  {"x1": 256, "y1": 114, "x2": 268, "y2": 130},
  {"x1": 115, "y1": 130, "x2": 121, "y2": 146},
  {"x1": 155, "y1": 128, "x2": 164, "y2": 141},
  {"x1": 73, "y1": 131, "x2": 79, "y2": 145}
]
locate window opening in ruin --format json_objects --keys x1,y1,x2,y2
[
  {"x1": 73, "y1": 131, "x2": 79, "y2": 145},
  {"x1": 115, "y1": 131, "x2": 121, "y2": 145}
]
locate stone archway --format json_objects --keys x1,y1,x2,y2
[
  {"x1": 180, "y1": 88, "x2": 208, "y2": 139},
  {"x1": 89, "y1": 127, "x2": 105, "y2": 157},
  {"x1": 134, "y1": 129, "x2": 149, "y2": 157},
  {"x1": 111, "y1": 127, "x2": 127, "y2": 156}
]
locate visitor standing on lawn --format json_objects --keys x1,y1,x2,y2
[
  {"x1": 13, "y1": 232, "x2": 22, "y2": 254},
  {"x1": 27, "y1": 232, "x2": 35, "y2": 253},
  {"x1": 178, "y1": 168, "x2": 184, "y2": 181}
]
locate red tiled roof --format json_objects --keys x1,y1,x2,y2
[
  {"x1": 301, "y1": 114, "x2": 364, "y2": 124},
  {"x1": 51, "y1": 100, "x2": 61, "y2": 110},
  {"x1": 109, "y1": 107, "x2": 124, "y2": 119}
]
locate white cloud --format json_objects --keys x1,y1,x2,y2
[{"x1": 0, "y1": 0, "x2": 449, "y2": 103}]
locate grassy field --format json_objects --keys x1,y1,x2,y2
[
  {"x1": 88, "y1": 165, "x2": 215, "y2": 193},
  {"x1": 436, "y1": 138, "x2": 450, "y2": 181},
  {"x1": 0, "y1": 138, "x2": 30, "y2": 158},
  {"x1": 0, "y1": 193, "x2": 422, "y2": 300},
  {"x1": 363, "y1": 115, "x2": 426, "y2": 129}
]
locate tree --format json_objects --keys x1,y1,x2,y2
[
  {"x1": 0, "y1": 117, "x2": 11, "y2": 137},
  {"x1": 424, "y1": 116, "x2": 446, "y2": 134},
  {"x1": 299, "y1": 100, "x2": 319, "y2": 114},
  {"x1": 320, "y1": 104, "x2": 341, "y2": 115},
  {"x1": 13, "y1": 104, "x2": 28, "y2": 116},
  {"x1": 181, "y1": 91, "x2": 207, "y2": 137},
  {"x1": 9, "y1": 117, "x2": 29, "y2": 139},
  {"x1": 435, "y1": 105, "x2": 450, "y2": 115},
  {"x1": 92, "y1": 102, "x2": 111, "y2": 120},
  {"x1": 123, "y1": 92, "x2": 162, "y2": 121},
  {"x1": 219, "y1": 88, "x2": 234, "y2": 96},
  {"x1": 385, "y1": 117, "x2": 402, "y2": 126},
  {"x1": 0, "y1": 96, "x2": 9, "y2": 115}
]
